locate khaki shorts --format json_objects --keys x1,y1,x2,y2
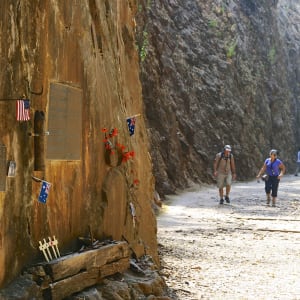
[{"x1": 217, "y1": 173, "x2": 232, "y2": 188}]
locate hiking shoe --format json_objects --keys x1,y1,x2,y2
[
  {"x1": 225, "y1": 196, "x2": 230, "y2": 203},
  {"x1": 219, "y1": 198, "x2": 224, "y2": 204}
]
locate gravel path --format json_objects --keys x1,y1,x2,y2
[{"x1": 157, "y1": 175, "x2": 300, "y2": 300}]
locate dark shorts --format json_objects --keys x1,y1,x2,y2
[{"x1": 265, "y1": 176, "x2": 280, "y2": 197}]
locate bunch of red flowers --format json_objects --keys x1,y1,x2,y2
[
  {"x1": 116, "y1": 143, "x2": 135, "y2": 163},
  {"x1": 102, "y1": 128, "x2": 118, "y2": 154}
]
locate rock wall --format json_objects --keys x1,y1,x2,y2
[
  {"x1": 138, "y1": 0, "x2": 300, "y2": 196},
  {"x1": 0, "y1": 0, "x2": 158, "y2": 288}
]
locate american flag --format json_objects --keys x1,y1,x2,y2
[
  {"x1": 126, "y1": 116, "x2": 136, "y2": 136},
  {"x1": 16, "y1": 99, "x2": 30, "y2": 121}
]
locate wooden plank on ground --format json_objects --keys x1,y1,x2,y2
[
  {"x1": 49, "y1": 258, "x2": 130, "y2": 300},
  {"x1": 46, "y1": 241, "x2": 129, "y2": 281},
  {"x1": 99, "y1": 257, "x2": 130, "y2": 278},
  {"x1": 49, "y1": 268, "x2": 99, "y2": 300}
]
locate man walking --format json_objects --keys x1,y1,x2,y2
[{"x1": 213, "y1": 145, "x2": 237, "y2": 204}]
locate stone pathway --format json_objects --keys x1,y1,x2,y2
[{"x1": 157, "y1": 175, "x2": 300, "y2": 299}]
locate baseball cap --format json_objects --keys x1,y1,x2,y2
[{"x1": 269, "y1": 149, "x2": 277, "y2": 156}]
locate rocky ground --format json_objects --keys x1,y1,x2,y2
[{"x1": 157, "y1": 175, "x2": 300, "y2": 300}]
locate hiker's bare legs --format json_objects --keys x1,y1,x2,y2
[
  {"x1": 219, "y1": 188, "x2": 224, "y2": 199},
  {"x1": 272, "y1": 197, "x2": 276, "y2": 207},
  {"x1": 266, "y1": 193, "x2": 271, "y2": 205},
  {"x1": 225, "y1": 185, "x2": 231, "y2": 198}
]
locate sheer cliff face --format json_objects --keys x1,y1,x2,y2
[
  {"x1": 0, "y1": 0, "x2": 157, "y2": 287},
  {"x1": 138, "y1": 0, "x2": 300, "y2": 196}
]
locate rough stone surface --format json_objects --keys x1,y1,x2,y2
[
  {"x1": 0, "y1": 0, "x2": 158, "y2": 289},
  {"x1": 0, "y1": 254, "x2": 170, "y2": 299},
  {"x1": 137, "y1": 0, "x2": 300, "y2": 196}
]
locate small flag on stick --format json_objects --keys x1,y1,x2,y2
[
  {"x1": 126, "y1": 114, "x2": 141, "y2": 136},
  {"x1": 16, "y1": 99, "x2": 30, "y2": 121},
  {"x1": 126, "y1": 117, "x2": 136, "y2": 136},
  {"x1": 38, "y1": 181, "x2": 51, "y2": 204}
]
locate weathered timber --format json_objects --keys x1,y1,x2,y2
[
  {"x1": 45, "y1": 241, "x2": 129, "y2": 281},
  {"x1": 99, "y1": 257, "x2": 129, "y2": 278},
  {"x1": 49, "y1": 268, "x2": 99, "y2": 300},
  {"x1": 49, "y1": 258, "x2": 130, "y2": 299}
]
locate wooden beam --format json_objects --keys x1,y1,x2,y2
[
  {"x1": 49, "y1": 258, "x2": 129, "y2": 300},
  {"x1": 45, "y1": 241, "x2": 129, "y2": 281}
]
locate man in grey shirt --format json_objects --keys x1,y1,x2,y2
[{"x1": 213, "y1": 145, "x2": 237, "y2": 204}]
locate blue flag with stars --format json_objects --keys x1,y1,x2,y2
[
  {"x1": 38, "y1": 181, "x2": 51, "y2": 204},
  {"x1": 126, "y1": 116, "x2": 136, "y2": 136}
]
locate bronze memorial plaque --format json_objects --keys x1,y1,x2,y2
[{"x1": 47, "y1": 83, "x2": 82, "y2": 160}]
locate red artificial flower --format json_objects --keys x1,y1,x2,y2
[
  {"x1": 109, "y1": 128, "x2": 118, "y2": 138},
  {"x1": 122, "y1": 152, "x2": 129, "y2": 162},
  {"x1": 117, "y1": 143, "x2": 126, "y2": 151},
  {"x1": 112, "y1": 128, "x2": 118, "y2": 136},
  {"x1": 122, "y1": 151, "x2": 135, "y2": 163}
]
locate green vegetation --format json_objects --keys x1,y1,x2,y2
[
  {"x1": 138, "y1": 0, "x2": 152, "y2": 12},
  {"x1": 140, "y1": 30, "x2": 149, "y2": 62},
  {"x1": 220, "y1": 5, "x2": 225, "y2": 14},
  {"x1": 208, "y1": 19, "x2": 218, "y2": 28},
  {"x1": 214, "y1": 4, "x2": 225, "y2": 15},
  {"x1": 268, "y1": 46, "x2": 276, "y2": 64},
  {"x1": 137, "y1": 0, "x2": 152, "y2": 62},
  {"x1": 226, "y1": 40, "x2": 237, "y2": 58}
]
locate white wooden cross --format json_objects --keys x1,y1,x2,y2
[
  {"x1": 39, "y1": 236, "x2": 61, "y2": 262},
  {"x1": 39, "y1": 240, "x2": 49, "y2": 262}
]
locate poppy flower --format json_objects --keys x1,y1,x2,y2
[{"x1": 133, "y1": 179, "x2": 140, "y2": 185}]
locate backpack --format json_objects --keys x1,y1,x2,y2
[{"x1": 216, "y1": 151, "x2": 232, "y2": 169}]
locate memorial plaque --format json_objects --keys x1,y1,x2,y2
[
  {"x1": 47, "y1": 83, "x2": 82, "y2": 160},
  {"x1": 0, "y1": 144, "x2": 6, "y2": 191}
]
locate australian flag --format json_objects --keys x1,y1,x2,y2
[
  {"x1": 38, "y1": 181, "x2": 51, "y2": 204},
  {"x1": 126, "y1": 117, "x2": 136, "y2": 136}
]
